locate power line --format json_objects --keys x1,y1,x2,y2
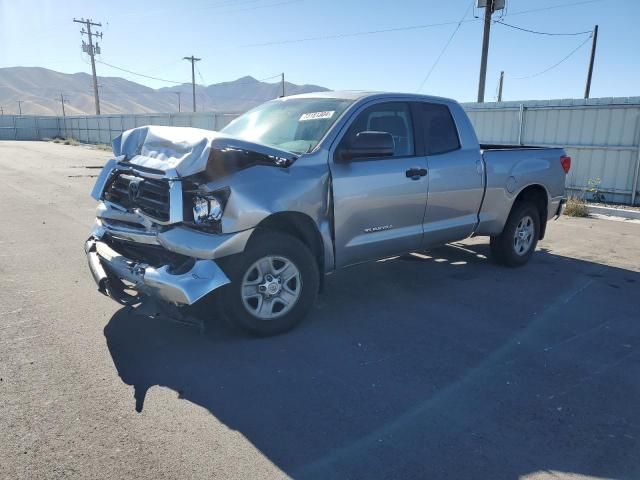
[
  {"x1": 96, "y1": 58, "x2": 281, "y2": 89},
  {"x1": 494, "y1": 20, "x2": 592, "y2": 36},
  {"x1": 242, "y1": 0, "x2": 614, "y2": 48},
  {"x1": 96, "y1": 59, "x2": 186, "y2": 84},
  {"x1": 196, "y1": 64, "x2": 207, "y2": 86},
  {"x1": 417, "y1": 0, "x2": 474, "y2": 92},
  {"x1": 242, "y1": 19, "x2": 475, "y2": 47},
  {"x1": 512, "y1": 34, "x2": 593, "y2": 80}
]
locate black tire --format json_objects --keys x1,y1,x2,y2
[
  {"x1": 216, "y1": 231, "x2": 319, "y2": 336},
  {"x1": 490, "y1": 201, "x2": 540, "y2": 267}
]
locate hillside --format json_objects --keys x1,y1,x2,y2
[{"x1": 0, "y1": 67, "x2": 329, "y2": 115}]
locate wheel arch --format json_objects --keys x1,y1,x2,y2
[
  {"x1": 250, "y1": 211, "x2": 326, "y2": 289},
  {"x1": 512, "y1": 183, "x2": 549, "y2": 239}
]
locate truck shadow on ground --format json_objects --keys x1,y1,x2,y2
[{"x1": 104, "y1": 243, "x2": 640, "y2": 480}]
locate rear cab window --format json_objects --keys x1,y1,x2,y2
[{"x1": 416, "y1": 103, "x2": 461, "y2": 155}]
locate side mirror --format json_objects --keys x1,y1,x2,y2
[{"x1": 338, "y1": 131, "x2": 394, "y2": 162}]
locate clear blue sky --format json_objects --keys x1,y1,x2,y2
[{"x1": 1, "y1": 0, "x2": 638, "y2": 102}]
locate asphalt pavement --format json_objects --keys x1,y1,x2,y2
[{"x1": 1, "y1": 141, "x2": 639, "y2": 480}]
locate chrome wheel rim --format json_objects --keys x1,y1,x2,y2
[
  {"x1": 241, "y1": 255, "x2": 302, "y2": 320},
  {"x1": 513, "y1": 215, "x2": 535, "y2": 256}
]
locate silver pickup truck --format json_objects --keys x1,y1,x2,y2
[{"x1": 86, "y1": 91, "x2": 570, "y2": 335}]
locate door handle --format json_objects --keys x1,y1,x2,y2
[{"x1": 405, "y1": 167, "x2": 428, "y2": 180}]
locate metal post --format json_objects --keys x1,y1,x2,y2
[
  {"x1": 183, "y1": 55, "x2": 201, "y2": 112},
  {"x1": 498, "y1": 71, "x2": 504, "y2": 102},
  {"x1": 74, "y1": 18, "x2": 103, "y2": 115},
  {"x1": 517, "y1": 104, "x2": 525, "y2": 145},
  {"x1": 88, "y1": 21, "x2": 101, "y2": 115},
  {"x1": 632, "y1": 117, "x2": 640, "y2": 206},
  {"x1": 584, "y1": 25, "x2": 598, "y2": 99},
  {"x1": 477, "y1": 0, "x2": 493, "y2": 103},
  {"x1": 632, "y1": 146, "x2": 640, "y2": 206},
  {"x1": 60, "y1": 93, "x2": 67, "y2": 117},
  {"x1": 281, "y1": 73, "x2": 285, "y2": 98}
]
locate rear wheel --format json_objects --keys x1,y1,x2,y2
[
  {"x1": 217, "y1": 231, "x2": 319, "y2": 336},
  {"x1": 490, "y1": 201, "x2": 540, "y2": 267}
]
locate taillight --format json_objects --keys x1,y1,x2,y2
[{"x1": 560, "y1": 155, "x2": 571, "y2": 174}]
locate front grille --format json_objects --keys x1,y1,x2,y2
[{"x1": 105, "y1": 173, "x2": 170, "y2": 221}]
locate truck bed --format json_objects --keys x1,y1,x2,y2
[{"x1": 480, "y1": 144, "x2": 553, "y2": 151}]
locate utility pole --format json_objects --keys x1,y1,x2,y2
[
  {"x1": 281, "y1": 73, "x2": 285, "y2": 98},
  {"x1": 174, "y1": 92, "x2": 181, "y2": 112},
  {"x1": 497, "y1": 70, "x2": 504, "y2": 102},
  {"x1": 59, "y1": 93, "x2": 69, "y2": 117},
  {"x1": 584, "y1": 25, "x2": 598, "y2": 99},
  {"x1": 74, "y1": 18, "x2": 103, "y2": 115},
  {"x1": 183, "y1": 55, "x2": 201, "y2": 112},
  {"x1": 17, "y1": 100, "x2": 24, "y2": 116},
  {"x1": 477, "y1": 0, "x2": 494, "y2": 103},
  {"x1": 0, "y1": 106, "x2": 4, "y2": 116}
]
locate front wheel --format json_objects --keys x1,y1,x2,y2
[
  {"x1": 490, "y1": 201, "x2": 540, "y2": 267},
  {"x1": 216, "y1": 231, "x2": 319, "y2": 336}
]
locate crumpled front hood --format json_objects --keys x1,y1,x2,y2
[{"x1": 112, "y1": 125, "x2": 297, "y2": 178}]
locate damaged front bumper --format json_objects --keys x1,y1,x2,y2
[
  {"x1": 85, "y1": 236, "x2": 230, "y2": 306},
  {"x1": 86, "y1": 158, "x2": 253, "y2": 307}
]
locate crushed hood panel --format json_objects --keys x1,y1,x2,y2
[{"x1": 112, "y1": 125, "x2": 297, "y2": 178}]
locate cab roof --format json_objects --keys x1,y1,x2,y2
[{"x1": 279, "y1": 90, "x2": 458, "y2": 105}]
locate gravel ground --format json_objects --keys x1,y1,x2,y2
[{"x1": 1, "y1": 141, "x2": 639, "y2": 480}]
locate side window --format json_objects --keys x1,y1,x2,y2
[
  {"x1": 420, "y1": 103, "x2": 460, "y2": 155},
  {"x1": 343, "y1": 102, "x2": 415, "y2": 157}
]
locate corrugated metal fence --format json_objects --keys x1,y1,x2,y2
[
  {"x1": 462, "y1": 97, "x2": 640, "y2": 206},
  {"x1": 0, "y1": 112, "x2": 239, "y2": 143},
  {"x1": 59, "y1": 112, "x2": 239, "y2": 144},
  {"x1": 1, "y1": 97, "x2": 639, "y2": 205},
  {"x1": 0, "y1": 115, "x2": 60, "y2": 141}
]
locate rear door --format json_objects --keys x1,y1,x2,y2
[
  {"x1": 330, "y1": 101, "x2": 429, "y2": 267},
  {"x1": 415, "y1": 102, "x2": 485, "y2": 247}
]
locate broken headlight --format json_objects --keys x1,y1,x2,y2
[
  {"x1": 193, "y1": 196, "x2": 223, "y2": 224},
  {"x1": 190, "y1": 187, "x2": 230, "y2": 227}
]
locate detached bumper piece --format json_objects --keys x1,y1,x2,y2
[{"x1": 85, "y1": 237, "x2": 230, "y2": 306}]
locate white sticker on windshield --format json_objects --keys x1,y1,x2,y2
[{"x1": 299, "y1": 111, "x2": 335, "y2": 121}]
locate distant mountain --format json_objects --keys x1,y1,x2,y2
[{"x1": 0, "y1": 67, "x2": 329, "y2": 116}]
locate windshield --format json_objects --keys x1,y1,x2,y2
[{"x1": 221, "y1": 98, "x2": 354, "y2": 154}]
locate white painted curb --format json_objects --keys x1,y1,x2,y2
[{"x1": 587, "y1": 205, "x2": 640, "y2": 220}]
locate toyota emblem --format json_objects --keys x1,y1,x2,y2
[{"x1": 128, "y1": 180, "x2": 142, "y2": 202}]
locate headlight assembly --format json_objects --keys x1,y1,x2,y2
[
  {"x1": 188, "y1": 187, "x2": 230, "y2": 228},
  {"x1": 193, "y1": 196, "x2": 223, "y2": 224}
]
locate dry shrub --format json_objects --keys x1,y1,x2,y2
[{"x1": 564, "y1": 196, "x2": 589, "y2": 217}]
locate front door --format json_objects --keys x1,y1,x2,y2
[{"x1": 330, "y1": 101, "x2": 429, "y2": 267}]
